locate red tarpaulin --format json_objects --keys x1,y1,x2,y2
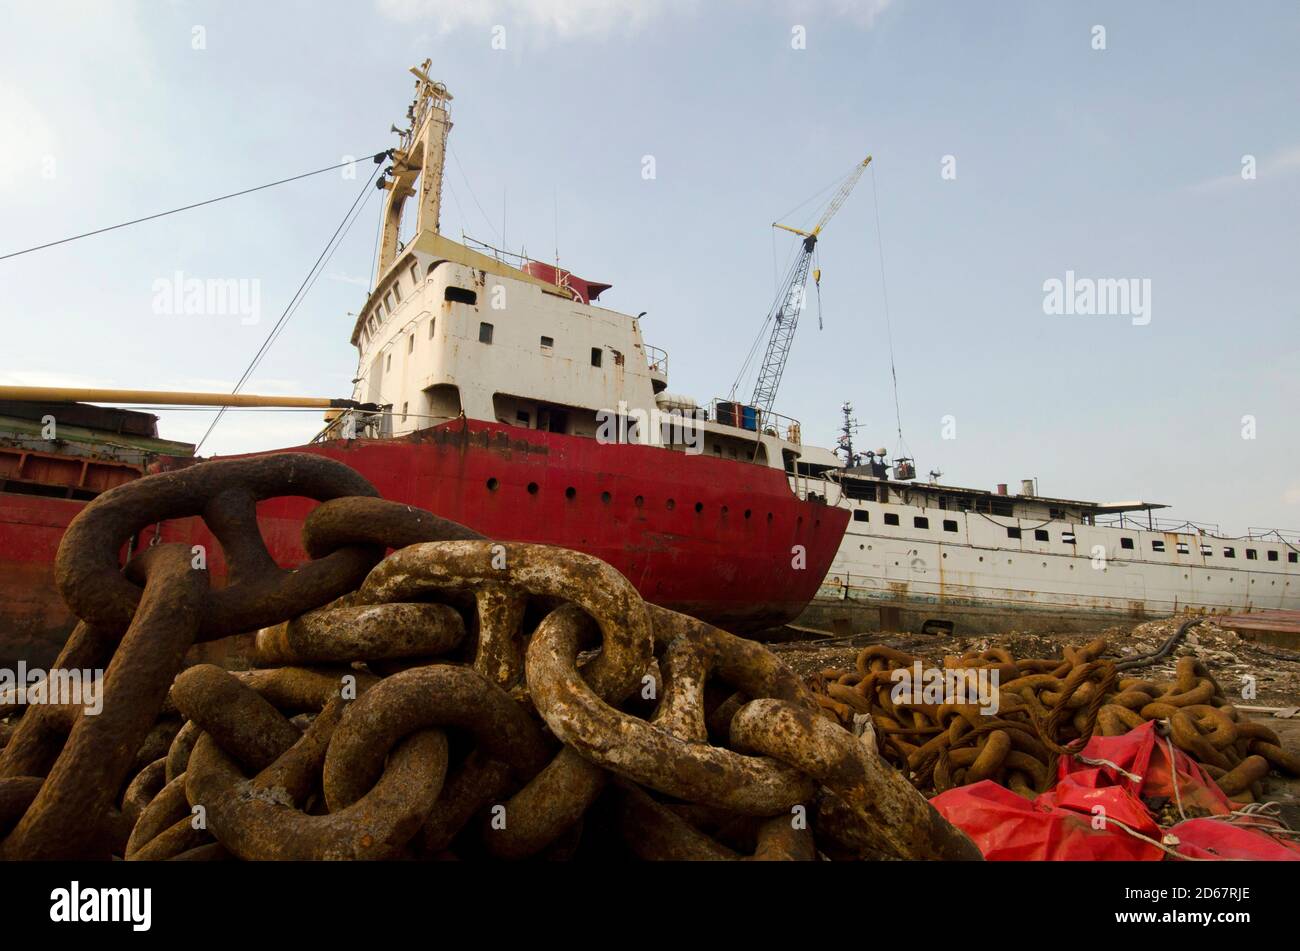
[{"x1": 931, "y1": 721, "x2": 1297, "y2": 861}]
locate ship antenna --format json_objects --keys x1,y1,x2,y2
[{"x1": 838, "y1": 401, "x2": 863, "y2": 468}]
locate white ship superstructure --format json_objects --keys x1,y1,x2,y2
[{"x1": 792, "y1": 446, "x2": 1300, "y2": 634}]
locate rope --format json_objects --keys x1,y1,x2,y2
[
  {"x1": 1115, "y1": 616, "x2": 1209, "y2": 671},
  {"x1": 196, "y1": 162, "x2": 384, "y2": 452}
]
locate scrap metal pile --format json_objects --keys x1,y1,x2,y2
[
  {"x1": 809, "y1": 640, "x2": 1300, "y2": 802},
  {"x1": 0, "y1": 454, "x2": 981, "y2": 861}
]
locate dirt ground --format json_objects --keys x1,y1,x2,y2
[{"x1": 770, "y1": 615, "x2": 1300, "y2": 707}]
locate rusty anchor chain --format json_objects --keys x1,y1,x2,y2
[
  {"x1": 809, "y1": 640, "x2": 1300, "y2": 803},
  {"x1": 0, "y1": 454, "x2": 980, "y2": 861}
]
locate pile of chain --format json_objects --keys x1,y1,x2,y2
[
  {"x1": 0, "y1": 454, "x2": 982, "y2": 861},
  {"x1": 809, "y1": 640, "x2": 1300, "y2": 802}
]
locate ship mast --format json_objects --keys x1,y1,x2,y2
[{"x1": 376, "y1": 60, "x2": 453, "y2": 279}]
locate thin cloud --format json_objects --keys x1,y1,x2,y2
[
  {"x1": 1188, "y1": 144, "x2": 1300, "y2": 192},
  {"x1": 374, "y1": 0, "x2": 895, "y2": 39},
  {"x1": 327, "y1": 271, "x2": 371, "y2": 287}
]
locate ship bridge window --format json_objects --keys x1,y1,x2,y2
[
  {"x1": 385, "y1": 292, "x2": 395, "y2": 311},
  {"x1": 843, "y1": 481, "x2": 878, "y2": 502},
  {"x1": 1176, "y1": 542, "x2": 1189, "y2": 554},
  {"x1": 409, "y1": 262, "x2": 420, "y2": 286},
  {"x1": 1268, "y1": 550, "x2": 1279, "y2": 562},
  {"x1": 1289, "y1": 552, "x2": 1298, "y2": 564},
  {"x1": 853, "y1": 510, "x2": 869, "y2": 522},
  {"x1": 1201, "y1": 544, "x2": 1213, "y2": 556},
  {"x1": 428, "y1": 318, "x2": 436, "y2": 339},
  {"x1": 1034, "y1": 529, "x2": 1049, "y2": 542},
  {"x1": 540, "y1": 336, "x2": 554, "y2": 350},
  {"x1": 516, "y1": 411, "x2": 530, "y2": 428},
  {"x1": 1246, "y1": 549, "x2": 1258, "y2": 560},
  {"x1": 393, "y1": 282, "x2": 403, "y2": 303},
  {"x1": 1151, "y1": 540, "x2": 1166, "y2": 553},
  {"x1": 1224, "y1": 547, "x2": 1236, "y2": 558},
  {"x1": 446, "y1": 287, "x2": 477, "y2": 305},
  {"x1": 943, "y1": 519, "x2": 958, "y2": 532},
  {"x1": 1007, "y1": 527, "x2": 1022, "y2": 539},
  {"x1": 883, "y1": 513, "x2": 899, "y2": 526},
  {"x1": 1120, "y1": 537, "x2": 1134, "y2": 550},
  {"x1": 1049, "y1": 508, "x2": 1065, "y2": 520},
  {"x1": 591, "y1": 347, "x2": 603, "y2": 368},
  {"x1": 1062, "y1": 532, "x2": 1076, "y2": 544},
  {"x1": 408, "y1": 334, "x2": 414, "y2": 353},
  {"x1": 914, "y1": 516, "x2": 929, "y2": 529},
  {"x1": 479, "y1": 322, "x2": 494, "y2": 344}
]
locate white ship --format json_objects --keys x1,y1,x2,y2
[{"x1": 790, "y1": 422, "x2": 1300, "y2": 634}]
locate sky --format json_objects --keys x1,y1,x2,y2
[{"x1": 1, "y1": 0, "x2": 1297, "y2": 535}]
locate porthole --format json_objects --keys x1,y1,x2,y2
[
  {"x1": 634, "y1": 495, "x2": 644, "y2": 508},
  {"x1": 744, "y1": 509, "x2": 752, "y2": 519},
  {"x1": 486, "y1": 478, "x2": 499, "y2": 491},
  {"x1": 601, "y1": 491, "x2": 611, "y2": 504},
  {"x1": 694, "y1": 502, "x2": 704, "y2": 514},
  {"x1": 666, "y1": 499, "x2": 675, "y2": 510},
  {"x1": 527, "y1": 482, "x2": 539, "y2": 495},
  {"x1": 565, "y1": 487, "x2": 576, "y2": 500}
]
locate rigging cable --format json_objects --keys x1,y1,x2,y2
[
  {"x1": 0, "y1": 153, "x2": 387, "y2": 262},
  {"x1": 870, "y1": 160, "x2": 909, "y2": 460},
  {"x1": 195, "y1": 161, "x2": 385, "y2": 452},
  {"x1": 449, "y1": 144, "x2": 501, "y2": 245}
]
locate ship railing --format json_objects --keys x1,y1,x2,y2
[
  {"x1": 1096, "y1": 513, "x2": 1222, "y2": 536},
  {"x1": 1247, "y1": 527, "x2": 1300, "y2": 543},
  {"x1": 644, "y1": 345, "x2": 668, "y2": 376},
  {"x1": 707, "y1": 398, "x2": 801, "y2": 445}
]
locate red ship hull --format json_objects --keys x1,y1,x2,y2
[{"x1": 1, "y1": 418, "x2": 848, "y2": 666}]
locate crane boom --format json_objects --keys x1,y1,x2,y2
[{"x1": 748, "y1": 155, "x2": 871, "y2": 421}]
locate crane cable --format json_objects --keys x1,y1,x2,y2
[{"x1": 870, "y1": 161, "x2": 909, "y2": 461}]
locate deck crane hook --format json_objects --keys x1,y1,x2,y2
[{"x1": 746, "y1": 155, "x2": 871, "y2": 421}]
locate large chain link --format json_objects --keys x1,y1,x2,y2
[{"x1": 1, "y1": 455, "x2": 982, "y2": 861}]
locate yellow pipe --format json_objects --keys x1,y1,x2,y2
[{"x1": 0, "y1": 386, "x2": 357, "y2": 409}]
